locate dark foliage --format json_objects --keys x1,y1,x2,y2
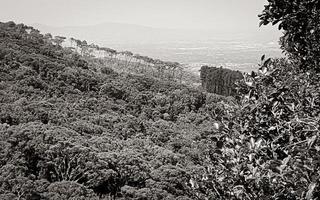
[
  {"x1": 259, "y1": 0, "x2": 320, "y2": 71},
  {"x1": 200, "y1": 65, "x2": 243, "y2": 96},
  {"x1": 0, "y1": 21, "x2": 232, "y2": 199},
  {"x1": 2, "y1": 1, "x2": 320, "y2": 196}
]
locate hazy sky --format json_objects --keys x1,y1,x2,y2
[{"x1": 0, "y1": 0, "x2": 273, "y2": 31}]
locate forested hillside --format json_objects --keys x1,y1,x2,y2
[
  {"x1": 1, "y1": 0, "x2": 320, "y2": 198},
  {"x1": 0, "y1": 21, "x2": 235, "y2": 199},
  {"x1": 65, "y1": 37, "x2": 199, "y2": 86}
]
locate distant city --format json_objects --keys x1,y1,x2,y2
[
  {"x1": 110, "y1": 40, "x2": 282, "y2": 73},
  {"x1": 34, "y1": 22, "x2": 283, "y2": 74}
]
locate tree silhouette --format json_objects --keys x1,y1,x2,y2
[
  {"x1": 259, "y1": 0, "x2": 320, "y2": 71},
  {"x1": 200, "y1": 66, "x2": 243, "y2": 96},
  {"x1": 52, "y1": 36, "x2": 66, "y2": 46}
]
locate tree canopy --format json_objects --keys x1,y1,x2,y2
[
  {"x1": 259, "y1": 0, "x2": 320, "y2": 71},
  {"x1": 2, "y1": 1, "x2": 320, "y2": 197}
]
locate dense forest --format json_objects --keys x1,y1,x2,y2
[
  {"x1": 200, "y1": 66, "x2": 243, "y2": 96},
  {"x1": 0, "y1": 21, "x2": 235, "y2": 199},
  {"x1": 1, "y1": 0, "x2": 320, "y2": 199}
]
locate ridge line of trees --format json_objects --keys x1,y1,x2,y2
[
  {"x1": 67, "y1": 37, "x2": 185, "y2": 82},
  {"x1": 200, "y1": 65, "x2": 243, "y2": 96}
]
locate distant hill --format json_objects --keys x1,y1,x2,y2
[
  {"x1": 33, "y1": 22, "x2": 283, "y2": 72},
  {"x1": 33, "y1": 22, "x2": 281, "y2": 45}
]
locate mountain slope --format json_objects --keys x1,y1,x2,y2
[
  {"x1": 2, "y1": 20, "x2": 319, "y2": 200},
  {"x1": 0, "y1": 21, "x2": 233, "y2": 199}
]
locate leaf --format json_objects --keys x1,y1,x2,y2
[
  {"x1": 245, "y1": 81, "x2": 253, "y2": 87},
  {"x1": 306, "y1": 182, "x2": 317, "y2": 200},
  {"x1": 216, "y1": 140, "x2": 224, "y2": 149},
  {"x1": 259, "y1": 66, "x2": 268, "y2": 75},
  {"x1": 308, "y1": 135, "x2": 317, "y2": 149},
  {"x1": 282, "y1": 155, "x2": 291, "y2": 166},
  {"x1": 272, "y1": 19, "x2": 280, "y2": 25},
  {"x1": 189, "y1": 178, "x2": 199, "y2": 189},
  {"x1": 250, "y1": 137, "x2": 255, "y2": 149},
  {"x1": 261, "y1": 55, "x2": 265, "y2": 61},
  {"x1": 279, "y1": 155, "x2": 291, "y2": 172},
  {"x1": 263, "y1": 58, "x2": 272, "y2": 67},
  {"x1": 255, "y1": 138, "x2": 263, "y2": 149},
  {"x1": 259, "y1": 21, "x2": 265, "y2": 27},
  {"x1": 213, "y1": 122, "x2": 220, "y2": 130}
]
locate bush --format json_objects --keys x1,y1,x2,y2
[
  {"x1": 101, "y1": 66, "x2": 116, "y2": 75},
  {"x1": 259, "y1": 0, "x2": 320, "y2": 71},
  {"x1": 99, "y1": 82, "x2": 127, "y2": 99},
  {"x1": 194, "y1": 58, "x2": 320, "y2": 199}
]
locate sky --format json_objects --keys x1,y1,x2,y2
[{"x1": 0, "y1": 0, "x2": 274, "y2": 32}]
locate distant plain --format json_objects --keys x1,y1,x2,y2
[{"x1": 34, "y1": 22, "x2": 283, "y2": 73}]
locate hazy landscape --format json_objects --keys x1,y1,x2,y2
[
  {"x1": 34, "y1": 22, "x2": 282, "y2": 73},
  {"x1": 1, "y1": 0, "x2": 319, "y2": 199}
]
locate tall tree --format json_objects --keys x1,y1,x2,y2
[
  {"x1": 52, "y1": 36, "x2": 66, "y2": 47},
  {"x1": 259, "y1": 0, "x2": 320, "y2": 71}
]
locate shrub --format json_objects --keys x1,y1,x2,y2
[
  {"x1": 194, "y1": 58, "x2": 320, "y2": 199},
  {"x1": 259, "y1": 0, "x2": 320, "y2": 71},
  {"x1": 101, "y1": 66, "x2": 116, "y2": 75}
]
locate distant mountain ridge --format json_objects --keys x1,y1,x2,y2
[
  {"x1": 32, "y1": 22, "x2": 282, "y2": 72},
  {"x1": 33, "y1": 22, "x2": 281, "y2": 45},
  {"x1": 33, "y1": 22, "x2": 197, "y2": 45}
]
